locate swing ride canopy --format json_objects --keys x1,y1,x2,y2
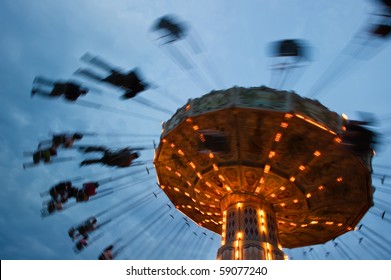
[{"x1": 154, "y1": 86, "x2": 374, "y2": 248}]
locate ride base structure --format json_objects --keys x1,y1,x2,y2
[{"x1": 154, "y1": 86, "x2": 373, "y2": 260}]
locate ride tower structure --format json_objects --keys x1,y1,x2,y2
[{"x1": 153, "y1": 86, "x2": 374, "y2": 260}]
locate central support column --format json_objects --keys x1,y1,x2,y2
[{"x1": 217, "y1": 193, "x2": 284, "y2": 260}]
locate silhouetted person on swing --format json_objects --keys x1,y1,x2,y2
[
  {"x1": 76, "y1": 54, "x2": 149, "y2": 99},
  {"x1": 152, "y1": 14, "x2": 187, "y2": 44},
  {"x1": 79, "y1": 146, "x2": 140, "y2": 168},
  {"x1": 341, "y1": 120, "x2": 377, "y2": 155},
  {"x1": 39, "y1": 133, "x2": 83, "y2": 150},
  {"x1": 32, "y1": 77, "x2": 88, "y2": 101},
  {"x1": 74, "y1": 236, "x2": 89, "y2": 252},
  {"x1": 42, "y1": 181, "x2": 99, "y2": 216},
  {"x1": 49, "y1": 181, "x2": 75, "y2": 203},
  {"x1": 68, "y1": 217, "x2": 98, "y2": 240},
  {"x1": 33, "y1": 147, "x2": 57, "y2": 165},
  {"x1": 44, "y1": 199, "x2": 64, "y2": 215},
  {"x1": 74, "y1": 181, "x2": 100, "y2": 202},
  {"x1": 98, "y1": 245, "x2": 114, "y2": 260}
]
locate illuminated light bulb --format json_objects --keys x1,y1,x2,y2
[
  {"x1": 187, "y1": 205, "x2": 192, "y2": 208},
  {"x1": 192, "y1": 198, "x2": 196, "y2": 203},
  {"x1": 280, "y1": 203, "x2": 286, "y2": 207},
  {"x1": 259, "y1": 177, "x2": 265, "y2": 184},
  {"x1": 200, "y1": 201, "x2": 205, "y2": 205},
  {"x1": 325, "y1": 221, "x2": 334, "y2": 225},
  {"x1": 213, "y1": 164, "x2": 219, "y2": 170},
  {"x1": 264, "y1": 164, "x2": 270, "y2": 173},
  {"x1": 306, "y1": 193, "x2": 312, "y2": 198},
  {"x1": 186, "y1": 104, "x2": 191, "y2": 111},
  {"x1": 187, "y1": 181, "x2": 192, "y2": 187},
  {"x1": 170, "y1": 143, "x2": 175, "y2": 148},
  {"x1": 337, "y1": 177, "x2": 343, "y2": 182},
  {"x1": 186, "y1": 118, "x2": 192, "y2": 123},
  {"x1": 285, "y1": 113, "x2": 293, "y2": 119},
  {"x1": 255, "y1": 186, "x2": 261, "y2": 193},
  {"x1": 301, "y1": 224, "x2": 308, "y2": 228},
  {"x1": 275, "y1": 133, "x2": 282, "y2": 142},
  {"x1": 160, "y1": 185, "x2": 165, "y2": 189},
  {"x1": 175, "y1": 171, "x2": 181, "y2": 177},
  {"x1": 165, "y1": 166, "x2": 172, "y2": 171},
  {"x1": 206, "y1": 182, "x2": 212, "y2": 187},
  {"x1": 318, "y1": 185, "x2": 324, "y2": 191},
  {"x1": 184, "y1": 192, "x2": 190, "y2": 197},
  {"x1": 225, "y1": 186, "x2": 231, "y2": 191},
  {"x1": 280, "y1": 122, "x2": 289, "y2": 128},
  {"x1": 268, "y1": 151, "x2": 276, "y2": 158},
  {"x1": 193, "y1": 125, "x2": 199, "y2": 131},
  {"x1": 293, "y1": 199, "x2": 298, "y2": 203},
  {"x1": 299, "y1": 165, "x2": 306, "y2": 171},
  {"x1": 194, "y1": 188, "x2": 201, "y2": 193},
  {"x1": 209, "y1": 153, "x2": 214, "y2": 158},
  {"x1": 289, "y1": 176, "x2": 296, "y2": 182},
  {"x1": 310, "y1": 221, "x2": 318, "y2": 224},
  {"x1": 189, "y1": 162, "x2": 196, "y2": 169},
  {"x1": 313, "y1": 150, "x2": 321, "y2": 157},
  {"x1": 174, "y1": 187, "x2": 180, "y2": 192},
  {"x1": 218, "y1": 174, "x2": 225, "y2": 181},
  {"x1": 162, "y1": 139, "x2": 167, "y2": 143},
  {"x1": 342, "y1": 113, "x2": 348, "y2": 120},
  {"x1": 197, "y1": 172, "x2": 202, "y2": 179},
  {"x1": 334, "y1": 137, "x2": 342, "y2": 143},
  {"x1": 280, "y1": 186, "x2": 286, "y2": 191},
  {"x1": 270, "y1": 193, "x2": 276, "y2": 198},
  {"x1": 178, "y1": 149, "x2": 184, "y2": 156},
  {"x1": 290, "y1": 222, "x2": 297, "y2": 226}
]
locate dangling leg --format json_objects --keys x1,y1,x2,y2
[
  {"x1": 79, "y1": 146, "x2": 107, "y2": 153},
  {"x1": 80, "y1": 158, "x2": 103, "y2": 167},
  {"x1": 33, "y1": 76, "x2": 56, "y2": 87},
  {"x1": 31, "y1": 88, "x2": 59, "y2": 98},
  {"x1": 81, "y1": 53, "x2": 118, "y2": 72},
  {"x1": 74, "y1": 68, "x2": 104, "y2": 82}
]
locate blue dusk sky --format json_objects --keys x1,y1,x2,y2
[{"x1": 0, "y1": 0, "x2": 390, "y2": 260}]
